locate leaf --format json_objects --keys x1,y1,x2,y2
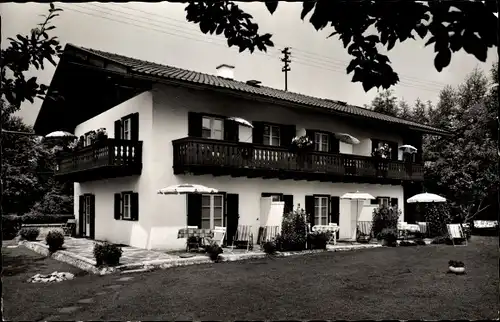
[
  {"x1": 265, "y1": 1, "x2": 278, "y2": 15},
  {"x1": 45, "y1": 26, "x2": 55, "y2": 31},
  {"x1": 300, "y1": 1, "x2": 316, "y2": 20},
  {"x1": 50, "y1": 2, "x2": 54, "y2": 10},
  {"x1": 434, "y1": 48, "x2": 452, "y2": 72},
  {"x1": 425, "y1": 36, "x2": 436, "y2": 47},
  {"x1": 415, "y1": 24, "x2": 428, "y2": 39},
  {"x1": 387, "y1": 37, "x2": 397, "y2": 51},
  {"x1": 346, "y1": 59, "x2": 358, "y2": 74}
]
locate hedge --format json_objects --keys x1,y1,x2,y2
[{"x1": 2, "y1": 214, "x2": 74, "y2": 240}]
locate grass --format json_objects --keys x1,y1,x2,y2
[{"x1": 2, "y1": 236, "x2": 498, "y2": 320}]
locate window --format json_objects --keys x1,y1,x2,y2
[
  {"x1": 201, "y1": 194, "x2": 224, "y2": 229},
  {"x1": 122, "y1": 118, "x2": 131, "y2": 140},
  {"x1": 84, "y1": 134, "x2": 93, "y2": 147},
  {"x1": 314, "y1": 196, "x2": 329, "y2": 226},
  {"x1": 378, "y1": 197, "x2": 389, "y2": 207},
  {"x1": 122, "y1": 193, "x2": 132, "y2": 219},
  {"x1": 314, "y1": 132, "x2": 329, "y2": 152},
  {"x1": 202, "y1": 116, "x2": 223, "y2": 140},
  {"x1": 263, "y1": 125, "x2": 280, "y2": 146}
]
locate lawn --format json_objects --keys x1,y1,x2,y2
[{"x1": 3, "y1": 236, "x2": 498, "y2": 320}]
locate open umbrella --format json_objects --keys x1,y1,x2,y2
[
  {"x1": 407, "y1": 192, "x2": 446, "y2": 203},
  {"x1": 340, "y1": 191, "x2": 375, "y2": 240},
  {"x1": 157, "y1": 184, "x2": 218, "y2": 195},
  {"x1": 334, "y1": 133, "x2": 360, "y2": 145},
  {"x1": 226, "y1": 117, "x2": 253, "y2": 128},
  {"x1": 45, "y1": 131, "x2": 76, "y2": 138},
  {"x1": 398, "y1": 144, "x2": 418, "y2": 154}
]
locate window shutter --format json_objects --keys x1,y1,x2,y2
[
  {"x1": 130, "y1": 113, "x2": 139, "y2": 141},
  {"x1": 131, "y1": 192, "x2": 139, "y2": 221},
  {"x1": 283, "y1": 194, "x2": 294, "y2": 214},
  {"x1": 330, "y1": 196, "x2": 340, "y2": 224},
  {"x1": 306, "y1": 130, "x2": 315, "y2": 142},
  {"x1": 89, "y1": 195, "x2": 96, "y2": 239},
  {"x1": 224, "y1": 119, "x2": 239, "y2": 142},
  {"x1": 114, "y1": 193, "x2": 122, "y2": 220},
  {"x1": 188, "y1": 112, "x2": 203, "y2": 137},
  {"x1": 252, "y1": 121, "x2": 265, "y2": 144},
  {"x1": 280, "y1": 124, "x2": 296, "y2": 148},
  {"x1": 187, "y1": 194, "x2": 202, "y2": 227},
  {"x1": 261, "y1": 192, "x2": 272, "y2": 198},
  {"x1": 371, "y1": 139, "x2": 379, "y2": 155},
  {"x1": 391, "y1": 198, "x2": 398, "y2": 208},
  {"x1": 390, "y1": 142, "x2": 399, "y2": 161},
  {"x1": 114, "y1": 120, "x2": 122, "y2": 140},
  {"x1": 78, "y1": 195, "x2": 84, "y2": 236},
  {"x1": 371, "y1": 197, "x2": 379, "y2": 205},
  {"x1": 305, "y1": 195, "x2": 315, "y2": 226},
  {"x1": 329, "y1": 133, "x2": 340, "y2": 153},
  {"x1": 226, "y1": 193, "x2": 239, "y2": 245}
]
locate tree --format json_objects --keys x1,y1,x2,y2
[
  {"x1": 411, "y1": 98, "x2": 430, "y2": 125},
  {"x1": 369, "y1": 89, "x2": 398, "y2": 116},
  {"x1": 182, "y1": 1, "x2": 498, "y2": 92},
  {"x1": 397, "y1": 99, "x2": 412, "y2": 120}
]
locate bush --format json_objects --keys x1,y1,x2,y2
[
  {"x1": 372, "y1": 206, "x2": 401, "y2": 238},
  {"x1": 377, "y1": 228, "x2": 398, "y2": 247},
  {"x1": 279, "y1": 207, "x2": 308, "y2": 251},
  {"x1": 2, "y1": 214, "x2": 74, "y2": 240},
  {"x1": 431, "y1": 236, "x2": 452, "y2": 245},
  {"x1": 205, "y1": 242, "x2": 223, "y2": 261},
  {"x1": 424, "y1": 204, "x2": 452, "y2": 237},
  {"x1": 414, "y1": 239, "x2": 427, "y2": 246},
  {"x1": 307, "y1": 231, "x2": 330, "y2": 250},
  {"x1": 93, "y1": 242, "x2": 123, "y2": 266},
  {"x1": 262, "y1": 240, "x2": 277, "y2": 254},
  {"x1": 399, "y1": 241, "x2": 417, "y2": 247},
  {"x1": 448, "y1": 260, "x2": 465, "y2": 268},
  {"x1": 2, "y1": 215, "x2": 22, "y2": 240},
  {"x1": 46, "y1": 230, "x2": 65, "y2": 252},
  {"x1": 19, "y1": 227, "x2": 40, "y2": 241}
]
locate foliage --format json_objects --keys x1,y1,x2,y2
[
  {"x1": 205, "y1": 241, "x2": 223, "y2": 261},
  {"x1": 307, "y1": 231, "x2": 330, "y2": 250},
  {"x1": 414, "y1": 239, "x2": 427, "y2": 246},
  {"x1": 378, "y1": 228, "x2": 398, "y2": 247},
  {"x1": 411, "y1": 98, "x2": 430, "y2": 125},
  {"x1": 2, "y1": 214, "x2": 74, "y2": 239},
  {"x1": 371, "y1": 143, "x2": 392, "y2": 159},
  {"x1": 370, "y1": 90, "x2": 398, "y2": 117},
  {"x1": 448, "y1": 260, "x2": 465, "y2": 268},
  {"x1": 279, "y1": 207, "x2": 308, "y2": 251},
  {"x1": 93, "y1": 242, "x2": 123, "y2": 267},
  {"x1": 431, "y1": 236, "x2": 452, "y2": 245},
  {"x1": 399, "y1": 241, "x2": 417, "y2": 247},
  {"x1": 262, "y1": 240, "x2": 277, "y2": 254},
  {"x1": 183, "y1": 1, "x2": 498, "y2": 92},
  {"x1": 28, "y1": 181, "x2": 73, "y2": 216},
  {"x1": 46, "y1": 230, "x2": 64, "y2": 252},
  {"x1": 1, "y1": 3, "x2": 63, "y2": 113},
  {"x1": 291, "y1": 135, "x2": 314, "y2": 151},
  {"x1": 19, "y1": 227, "x2": 40, "y2": 241},
  {"x1": 372, "y1": 206, "x2": 400, "y2": 238},
  {"x1": 423, "y1": 204, "x2": 453, "y2": 237},
  {"x1": 397, "y1": 99, "x2": 412, "y2": 120}
]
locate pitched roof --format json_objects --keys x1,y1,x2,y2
[{"x1": 67, "y1": 43, "x2": 447, "y2": 135}]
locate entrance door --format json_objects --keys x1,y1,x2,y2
[
  {"x1": 84, "y1": 195, "x2": 91, "y2": 237},
  {"x1": 79, "y1": 194, "x2": 95, "y2": 239}
]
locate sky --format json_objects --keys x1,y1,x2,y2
[{"x1": 1, "y1": 2, "x2": 498, "y2": 126}]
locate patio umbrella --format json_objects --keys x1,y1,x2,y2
[
  {"x1": 226, "y1": 117, "x2": 254, "y2": 128},
  {"x1": 398, "y1": 144, "x2": 418, "y2": 154},
  {"x1": 407, "y1": 192, "x2": 446, "y2": 203},
  {"x1": 45, "y1": 131, "x2": 76, "y2": 138},
  {"x1": 340, "y1": 191, "x2": 375, "y2": 240},
  {"x1": 157, "y1": 184, "x2": 218, "y2": 195},
  {"x1": 334, "y1": 133, "x2": 360, "y2": 145}
]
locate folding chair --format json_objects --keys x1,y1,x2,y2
[
  {"x1": 63, "y1": 219, "x2": 76, "y2": 237},
  {"x1": 207, "y1": 226, "x2": 226, "y2": 247},
  {"x1": 229, "y1": 225, "x2": 254, "y2": 252},
  {"x1": 447, "y1": 224, "x2": 468, "y2": 246},
  {"x1": 328, "y1": 223, "x2": 339, "y2": 245}
]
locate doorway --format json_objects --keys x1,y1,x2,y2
[{"x1": 79, "y1": 194, "x2": 95, "y2": 239}]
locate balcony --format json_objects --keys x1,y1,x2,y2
[
  {"x1": 172, "y1": 137, "x2": 424, "y2": 184},
  {"x1": 55, "y1": 139, "x2": 143, "y2": 182}
]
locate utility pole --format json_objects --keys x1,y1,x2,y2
[{"x1": 281, "y1": 47, "x2": 291, "y2": 91}]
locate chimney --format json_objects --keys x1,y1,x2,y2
[{"x1": 216, "y1": 64, "x2": 235, "y2": 80}]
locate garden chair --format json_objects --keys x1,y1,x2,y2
[
  {"x1": 206, "y1": 226, "x2": 226, "y2": 247},
  {"x1": 328, "y1": 223, "x2": 339, "y2": 245},
  {"x1": 258, "y1": 226, "x2": 280, "y2": 244},
  {"x1": 63, "y1": 219, "x2": 76, "y2": 237},
  {"x1": 447, "y1": 224, "x2": 467, "y2": 246},
  {"x1": 228, "y1": 225, "x2": 254, "y2": 252}
]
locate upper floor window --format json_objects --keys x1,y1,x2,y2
[
  {"x1": 263, "y1": 125, "x2": 280, "y2": 146},
  {"x1": 315, "y1": 132, "x2": 329, "y2": 152},
  {"x1": 114, "y1": 113, "x2": 139, "y2": 141},
  {"x1": 122, "y1": 118, "x2": 132, "y2": 140},
  {"x1": 202, "y1": 116, "x2": 224, "y2": 140}
]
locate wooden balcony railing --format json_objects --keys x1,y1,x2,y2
[
  {"x1": 172, "y1": 137, "x2": 424, "y2": 182},
  {"x1": 55, "y1": 138, "x2": 143, "y2": 179}
]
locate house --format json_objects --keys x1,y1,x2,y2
[{"x1": 34, "y1": 44, "x2": 449, "y2": 250}]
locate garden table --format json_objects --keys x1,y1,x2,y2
[
  {"x1": 177, "y1": 228, "x2": 214, "y2": 252},
  {"x1": 311, "y1": 225, "x2": 339, "y2": 245}
]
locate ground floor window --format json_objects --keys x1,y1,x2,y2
[
  {"x1": 201, "y1": 194, "x2": 224, "y2": 229},
  {"x1": 314, "y1": 196, "x2": 329, "y2": 225},
  {"x1": 378, "y1": 197, "x2": 389, "y2": 207}
]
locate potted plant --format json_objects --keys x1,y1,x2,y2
[
  {"x1": 377, "y1": 228, "x2": 398, "y2": 247},
  {"x1": 85, "y1": 130, "x2": 97, "y2": 145},
  {"x1": 372, "y1": 143, "x2": 391, "y2": 176},
  {"x1": 356, "y1": 229, "x2": 371, "y2": 243},
  {"x1": 96, "y1": 128, "x2": 108, "y2": 142},
  {"x1": 290, "y1": 135, "x2": 314, "y2": 167},
  {"x1": 448, "y1": 260, "x2": 466, "y2": 274}
]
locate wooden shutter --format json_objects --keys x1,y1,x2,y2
[
  {"x1": 252, "y1": 121, "x2": 265, "y2": 144},
  {"x1": 280, "y1": 124, "x2": 296, "y2": 148},
  {"x1": 131, "y1": 192, "x2": 139, "y2": 221},
  {"x1": 371, "y1": 139, "x2": 379, "y2": 155},
  {"x1": 130, "y1": 113, "x2": 139, "y2": 141},
  {"x1": 114, "y1": 193, "x2": 122, "y2": 220},
  {"x1": 114, "y1": 120, "x2": 122, "y2": 140},
  {"x1": 390, "y1": 142, "x2": 398, "y2": 161},
  {"x1": 226, "y1": 194, "x2": 239, "y2": 245},
  {"x1": 330, "y1": 196, "x2": 340, "y2": 224},
  {"x1": 283, "y1": 194, "x2": 294, "y2": 214},
  {"x1": 329, "y1": 133, "x2": 340, "y2": 153},
  {"x1": 187, "y1": 194, "x2": 202, "y2": 227},
  {"x1": 305, "y1": 195, "x2": 315, "y2": 226},
  {"x1": 391, "y1": 198, "x2": 398, "y2": 208},
  {"x1": 224, "y1": 119, "x2": 239, "y2": 142},
  {"x1": 188, "y1": 112, "x2": 203, "y2": 137},
  {"x1": 306, "y1": 129, "x2": 315, "y2": 144},
  {"x1": 78, "y1": 195, "x2": 84, "y2": 236},
  {"x1": 371, "y1": 197, "x2": 379, "y2": 205},
  {"x1": 89, "y1": 194, "x2": 96, "y2": 239}
]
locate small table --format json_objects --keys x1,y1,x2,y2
[
  {"x1": 178, "y1": 228, "x2": 214, "y2": 252},
  {"x1": 311, "y1": 225, "x2": 339, "y2": 245}
]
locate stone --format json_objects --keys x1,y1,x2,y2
[
  {"x1": 58, "y1": 306, "x2": 80, "y2": 314},
  {"x1": 77, "y1": 298, "x2": 94, "y2": 304}
]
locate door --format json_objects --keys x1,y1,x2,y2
[
  {"x1": 84, "y1": 195, "x2": 91, "y2": 237},
  {"x1": 80, "y1": 194, "x2": 95, "y2": 239},
  {"x1": 330, "y1": 196, "x2": 340, "y2": 239}
]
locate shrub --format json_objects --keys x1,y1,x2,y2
[
  {"x1": 399, "y1": 241, "x2": 417, "y2": 247},
  {"x1": 21, "y1": 214, "x2": 74, "y2": 224},
  {"x1": 46, "y1": 230, "x2": 65, "y2": 252},
  {"x1": 2, "y1": 215, "x2": 22, "y2": 240},
  {"x1": 372, "y1": 206, "x2": 401, "y2": 238},
  {"x1": 414, "y1": 239, "x2": 427, "y2": 246},
  {"x1": 307, "y1": 231, "x2": 330, "y2": 250},
  {"x1": 431, "y1": 236, "x2": 452, "y2": 245},
  {"x1": 93, "y1": 242, "x2": 123, "y2": 266},
  {"x1": 262, "y1": 240, "x2": 277, "y2": 254},
  {"x1": 448, "y1": 260, "x2": 465, "y2": 268},
  {"x1": 279, "y1": 207, "x2": 308, "y2": 251},
  {"x1": 19, "y1": 227, "x2": 40, "y2": 241},
  {"x1": 424, "y1": 204, "x2": 452, "y2": 237},
  {"x1": 205, "y1": 242, "x2": 223, "y2": 261},
  {"x1": 377, "y1": 228, "x2": 398, "y2": 247}
]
